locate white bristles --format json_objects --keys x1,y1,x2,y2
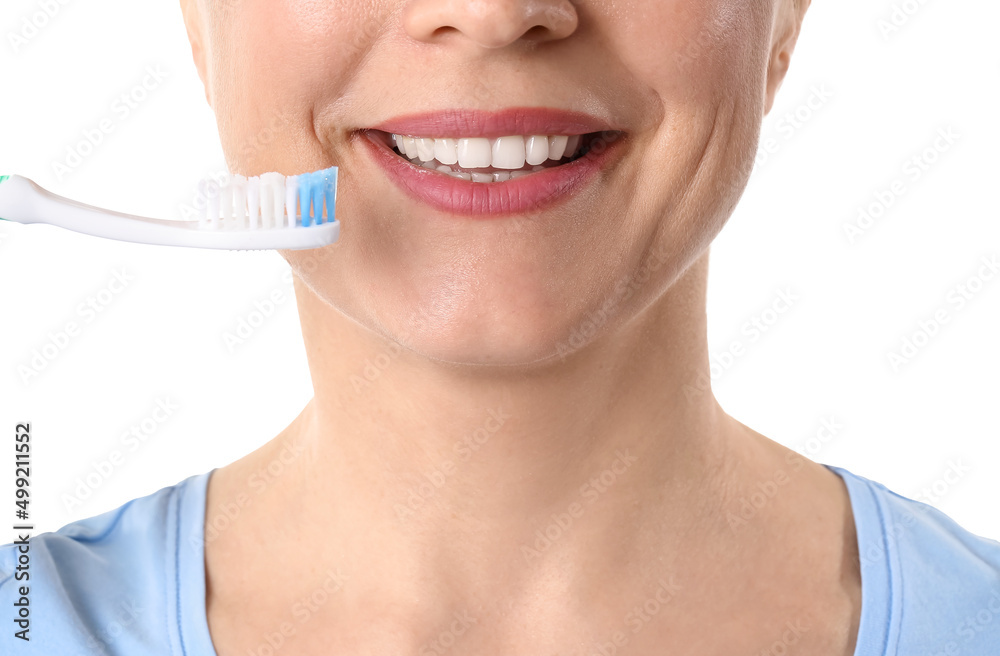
[
  {"x1": 284, "y1": 175, "x2": 298, "y2": 229},
  {"x1": 232, "y1": 175, "x2": 247, "y2": 230},
  {"x1": 205, "y1": 180, "x2": 221, "y2": 229},
  {"x1": 246, "y1": 176, "x2": 260, "y2": 230},
  {"x1": 193, "y1": 166, "x2": 337, "y2": 235},
  {"x1": 259, "y1": 173, "x2": 275, "y2": 228},
  {"x1": 220, "y1": 182, "x2": 233, "y2": 225},
  {"x1": 197, "y1": 179, "x2": 211, "y2": 227}
]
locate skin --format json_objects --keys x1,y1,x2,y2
[{"x1": 180, "y1": 0, "x2": 862, "y2": 654}]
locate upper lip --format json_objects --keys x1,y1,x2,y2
[{"x1": 366, "y1": 107, "x2": 623, "y2": 139}]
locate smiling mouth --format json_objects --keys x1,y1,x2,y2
[{"x1": 365, "y1": 130, "x2": 605, "y2": 183}]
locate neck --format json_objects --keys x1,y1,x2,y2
[{"x1": 257, "y1": 252, "x2": 745, "y2": 584}]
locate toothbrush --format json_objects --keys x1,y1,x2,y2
[{"x1": 0, "y1": 166, "x2": 339, "y2": 251}]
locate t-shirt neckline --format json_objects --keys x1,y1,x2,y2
[
  {"x1": 173, "y1": 468, "x2": 220, "y2": 656},
  {"x1": 172, "y1": 464, "x2": 897, "y2": 656},
  {"x1": 824, "y1": 463, "x2": 900, "y2": 656}
]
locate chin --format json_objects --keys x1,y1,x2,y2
[{"x1": 378, "y1": 298, "x2": 608, "y2": 368}]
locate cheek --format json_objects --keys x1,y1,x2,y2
[
  {"x1": 206, "y1": 0, "x2": 376, "y2": 173},
  {"x1": 628, "y1": 0, "x2": 773, "y2": 193},
  {"x1": 603, "y1": 1, "x2": 774, "y2": 291},
  {"x1": 609, "y1": 0, "x2": 773, "y2": 102}
]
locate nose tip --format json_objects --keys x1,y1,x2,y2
[{"x1": 403, "y1": 0, "x2": 579, "y2": 50}]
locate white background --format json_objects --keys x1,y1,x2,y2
[{"x1": 0, "y1": 0, "x2": 998, "y2": 541}]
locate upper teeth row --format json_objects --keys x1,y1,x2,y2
[{"x1": 391, "y1": 134, "x2": 584, "y2": 170}]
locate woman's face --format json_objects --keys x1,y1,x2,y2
[{"x1": 183, "y1": 0, "x2": 794, "y2": 366}]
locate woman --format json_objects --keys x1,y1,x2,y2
[{"x1": 3, "y1": 0, "x2": 999, "y2": 654}]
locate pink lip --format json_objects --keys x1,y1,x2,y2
[
  {"x1": 359, "y1": 107, "x2": 627, "y2": 218},
  {"x1": 368, "y1": 107, "x2": 622, "y2": 139}
]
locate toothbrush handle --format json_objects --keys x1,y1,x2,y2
[{"x1": 0, "y1": 174, "x2": 185, "y2": 231}]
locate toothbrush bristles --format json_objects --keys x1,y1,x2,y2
[{"x1": 199, "y1": 166, "x2": 337, "y2": 230}]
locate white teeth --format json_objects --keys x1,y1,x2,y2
[
  {"x1": 401, "y1": 136, "x2": 418, "y2": 159},
  {"x1": 434, "y1": 138, "x2": 459, "y2": 165},
  {"x1": 548, "y1": 135, "x2": 569, "y2": 160},
  {"x1": 492, "y1": 136, "x2": 526, "y2": 170},
  {"x1": 457, "y1": 138, "x2": 492, "y2": 168},
  {"x1": 415, "y1": 138, "x2": 436, "y2": 162},
  {"x1": 392, "y1": 133, "x2": 586, "y2": 169},
  {"x1": 525, "y1": 135, "x2": 549, "y2": 166},
  {"x1": 564, "y1": 135, "x2": 581, "y2": 159},
  {"x1": 388, "y1": 131, "x2": 595, "y2": 183}
]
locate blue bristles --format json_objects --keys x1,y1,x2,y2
[{"x1": 298, "y1": 166, "x2": 337, "y2": 227}]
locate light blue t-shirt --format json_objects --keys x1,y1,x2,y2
[{"x1": 2, "y1": 464, "x2": 999, "y2": 654}]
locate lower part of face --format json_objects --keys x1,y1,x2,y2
[{"x1": 205, "y1": 0, "x2": 774, "y2": 367}]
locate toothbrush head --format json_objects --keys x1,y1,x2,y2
[{"x1": 196, "y1": 165, "x2": 339, "y2": 250}]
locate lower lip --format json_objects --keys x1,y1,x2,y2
[{"x1": 359, "y1": 130, "x2": 626, "y2": 218}]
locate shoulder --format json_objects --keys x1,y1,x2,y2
[
  {"x1": 0, "y1": 471, "x2": 211, "y2": 654},
  {"x1": 829, "y1": 464, "x2": 1000, "y2": 655}
]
